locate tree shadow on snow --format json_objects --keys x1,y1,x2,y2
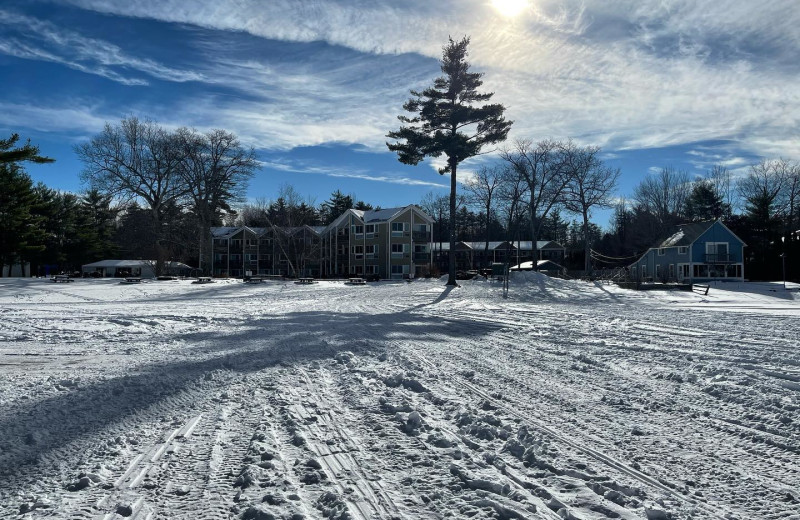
[{"x1": 0, "y1": 307, "x2": 502, "y2": 485}]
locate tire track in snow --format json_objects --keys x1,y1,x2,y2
[{"x1": 285, "y1": 366, "x2": 402, "y2": 519}]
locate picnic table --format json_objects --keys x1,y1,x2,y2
[
  {"x1": 346, "y1": 277, "x2": 366, "y2": 285},
  {"x1": 245, "y1": 276, "x2": 264, "y2": 284},
  {"x1": 50, "y1": 275, "x2": 74, "y2": 283},
  {"x1": 120, "y1": 277, "x2": 143, "y2": 284},
  {"x1": 295, "y1": 277, "x2": 316, "y2": 285},
  {"x1": 193, "y1": 277, "x2": 213, "y2": 284}
]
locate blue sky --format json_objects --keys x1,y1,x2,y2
[{"x1": 2, "y1": 0, "x2": 797, "y2": 228}]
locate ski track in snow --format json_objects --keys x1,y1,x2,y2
[{"x1": 0, "y1": 276, "x2": 798, "y2": 519}]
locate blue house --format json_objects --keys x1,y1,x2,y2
[{"x1": 630, "y1": 220, "x2": 746, "y2": 283}]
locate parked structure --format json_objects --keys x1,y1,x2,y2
[
  {"x1": 630, "y1": 220, "x2": 745, "y2": 283},
  {"x1": 210, "y1": 205, "x2": 434, "y2": 279},
  {"x1": 432, "y1": 240, "x2": 566, "y2": 272},
  {"x1": 81, "y1": 260, "x2": 192, "y2": 278}
]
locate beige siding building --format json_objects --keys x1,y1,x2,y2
[{"x1": 320, "y1": 205, "x2": 433, "y2": 279}]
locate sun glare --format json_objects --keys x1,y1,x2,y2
[{"x1": 491, "y1": 0, "x2": 529, "y2": 17}]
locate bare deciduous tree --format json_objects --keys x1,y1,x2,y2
[
  {"x1": 633, "y1": 166, "x2": 691, "y2": 235},
  {"x1": 496, "y1": 164, "x2": 529, "y2": 266},
  {"x1": 560, "y1": 143, "x2": 620, "y2": 272},
  {"x1": 463, "y1": 165, "x2": 502, "y2": 267},
  {"x1": 500, "y1": 138, "x2": 569, "y2": 264},
  {"x1": 76, "y1": 117, "x2": 186, "y2": 274},
  {"x1": 177, "y1": 128, "x2": 257, "y2": 274}
]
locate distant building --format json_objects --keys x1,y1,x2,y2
[
  {"x1": 2, "y1": 262, "x2": 31, "y2": 277},
  {"x1": 81, "y1": 260, "x2": 192, "y2": 278},
  {"x1": 431, "y1": 240, "x2": 566, "y2": 271},
  {"x1": 210, "y1": 205, "x2": 434, "y2": 279},
  {"x1": 630, "y1": 220, "x2": 746, "y2": 283},
  {"x1": 210, "y1": 225, "x2": 324, "y2": 278}
]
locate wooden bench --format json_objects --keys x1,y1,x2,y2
[
  {"x1": 295, "y1": 277, "x2": 316, "y2": 285},
  {"x1": 346, "y1": 277, "x2": 366, "y2": 285},
  {"x1": 692, "y1": 283, "x2": 710, "y2": 295},
  {"x1": 51, "y1": 275, "x2": 74, "y2": 283},
  {"x1": 245, "y1": 276, "x2": 264, "y2": 284},
  {"x1": 193, "y1": 277, "x2": 213, "y2": 284}
]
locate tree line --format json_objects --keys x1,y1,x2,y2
[{"x1": 2, "y1": 36, "x2": 797, "y2": 282}]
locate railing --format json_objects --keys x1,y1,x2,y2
[
  {"x1": 413, "y1": 253, "x2": 430, "y2": 262},
  {"x1": 705, "y1": 253, "x2": 733, "y2": 263},
  {"x1": 412, "y1": 231, "x2": 431, "y2": 241}
]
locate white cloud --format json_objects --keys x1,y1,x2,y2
[
  {"x1": 259, "y1": 160, "x2": 448, "y2": 189},
  {"x1": 0, "y1": 10, "x2": 204, "y2": 85},
  {"x1": 9, "y1": 0, "x2": 800, "y2": 164}
]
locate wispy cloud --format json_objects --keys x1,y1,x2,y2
[
  {"x1": 7, "y1": 0, "x2": 800, "y2": 165},
  {"x1": 260, "y1": 159, "x2": 448, "y2": 189},
  {"x1": 0, "y1": 10, "x2": 203, "y2": 85}
]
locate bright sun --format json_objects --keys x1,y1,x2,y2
[{"x1": 491, "y1": 0, "x2": 529, "y2": 17}]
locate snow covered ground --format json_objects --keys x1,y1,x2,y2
[{"x1": 1, "y1": 275, "x2": 798, "y2": 520}]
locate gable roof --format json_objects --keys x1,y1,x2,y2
[
  {"x1": 658, "y1": 221, "x2": 715, "y2": 247},
  {"x1": 324, "y1": 205, "x2": 433, "y2": 232},
  {"x1": 657, "y1": 220, "x2": 745, "y2": 248}
]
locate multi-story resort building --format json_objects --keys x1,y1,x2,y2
[{"x1": 210, "y1": 205, "x2": 434, "y2": 279}]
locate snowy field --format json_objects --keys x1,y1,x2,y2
[{"x1": 1, "y1": 275, "x2": 799, "y2": 520}]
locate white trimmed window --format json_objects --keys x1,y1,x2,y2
[
  {"x1": 678, "y1": 246, "x2": 688, "y2": 254},
  {"x1": 352, "y1": 245, "x2": 364, "y2": 259},
  {"x1": 391, "y1": 243, "x2": 408, "y2": 256},
  {"x1": 391, "y1": 264, "x2": 409, "y2": 275},
  {"x1": 391, "y1": 222, "x2": 407, "y2": 236},
  {"x1": 658, "y1": 248, "x2": 665, "y2": 256}
]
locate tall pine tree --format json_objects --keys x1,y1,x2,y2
[{"x1": 387, "y1": 37, "x2": 512, "y2": 285}]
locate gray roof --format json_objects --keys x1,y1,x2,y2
[
  {"x1": 513, "y1": 241, "x2": 565, "y2": 251},
  {"x1": 658, "y1": 221, "x2": 716, "y2": 248},
  {"x1": 81, "y1": 260, "x2": 191, "y2": 269}
]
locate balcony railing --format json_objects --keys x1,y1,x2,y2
[
  {"x1": 412, "y1": 231, "x2": 431, "y2": 241},
  {"x1": 705, "y1": 253, "x2": 733, "y2": 263},
  {"x1": 413, "y1": 252, "x2": 430, "y2": 262}
]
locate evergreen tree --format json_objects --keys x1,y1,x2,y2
[
  {"x1": 387, "y1": 36, "x2": 512, "y2": 285},
  {"x1": 0, "y1": 165, "x2": 42, "y2": 275},
  {"x1": 0, "y1": 134, "x2": 54, "y2": 165},
  {"x1": 684, "y1": 180, "x2": 729, "y2": 221},
  {"x1": 320, "y1": 190, "x2": 354, "y2": 225}
]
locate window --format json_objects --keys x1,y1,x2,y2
[
  {"x1": 414, "y1": 244, "x2": 427, "y2": 253},
  {"x1": 391, "y1": 264, "x2": 409, "y2": 275},
  {"x1": 391, "y1": 222, "x2": 406, "y2": 236},
  {"x1": 658, "y1": 248, "x2": 665, "y2": 256},
  {"x1": 706, "y1": 242, "x2": 729, "y2": 262},
  {"x1": 365, "y1": 265, "x2": 378, "y2": 274},
  {"x1": 214, "y1": 238, "x2": 228, "y2": 246},
  {"x1": 678, "y1": 246, "x2": 688, "y2": 255},
  {"x1": 352, "y1": 225, "x2": 363, "y2": 236},
  {"x1": 391, "y1": 243, "x2": 408, "y2": 256},
  {"x1": 352, "y1": 245, "x2": 364, "y2": 259},
  {"x1": 669, "y1": 264, "x2": 675, "y2": 279},
  {"x1": 656, "y1": 265, "x2": 662, "y2": 279},
  {"x1": 365, "y1": 244, "x2": 377, "y2": 258},
  {"x1": 365, "y1": 224, "x2": 375, "y2": 236},
  {"x1": 337, "y1": 244, "x2": 347, "y2": 255},
  {"x1": 413, "y1": 223, "x2": 428, "y2": 233}
]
